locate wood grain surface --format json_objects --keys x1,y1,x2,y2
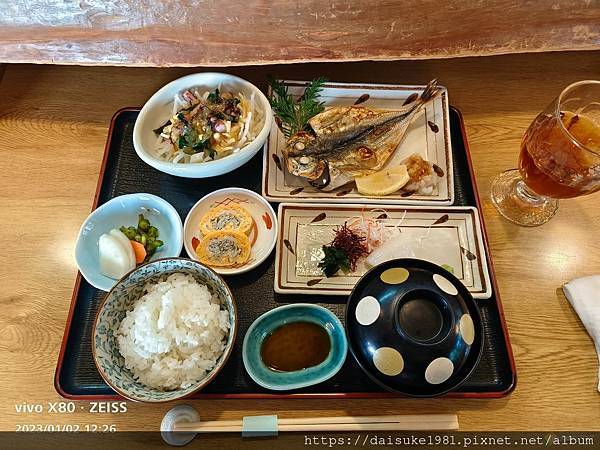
[
  {"x1": 0, "y1": 1, "x2": 599, "y2": 66},
  {"x1": 0, "y1": 51, "x2": 599, "y2": 436}
]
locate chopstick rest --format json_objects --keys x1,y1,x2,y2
[
  {"x1": 563, "y1": 275, "x2": 600, "y2": 392},
  {"x1": 161, "y1": 405, "x2": 201, "y2": 446},
  {"x1": 242, "y1": 415, "x2": 278, "y2": 437}
]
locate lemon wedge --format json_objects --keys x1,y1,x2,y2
[{"x1": 355, "y1": 165, "x2": 410, "y2": 196}]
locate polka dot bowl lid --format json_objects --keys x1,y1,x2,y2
[{"x1": 345, "y1": 258, "x2": 483, "y2": 397}]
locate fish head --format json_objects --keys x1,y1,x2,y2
[
  {"x1": 285, "y1": 153, "x2": 330, "y2": 189},
  {"x1": 283, "y1": 131, "x2": 331, "y2": 188},
  {"x1": 284, "y1": 131, "x2": 317, "y2": 157}
]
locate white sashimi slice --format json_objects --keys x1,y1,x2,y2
[
  {"x1": 109, "y1": 229, "x2": 136, "y2": 269},
  {"x1": 99, "y1": 230, "x2": 135, "y2": 279},
  {"x1": 366, "y1": 232, "x2": 416, "y2": 268}
]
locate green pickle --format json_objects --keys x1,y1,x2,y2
[{"x1": 120, "y1": 214, "x2": 164, "y2": 264}]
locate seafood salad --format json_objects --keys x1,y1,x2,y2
[
  {"x1": 269, "y1": 78, "x2": 444, "y2": 196},
  {"x1": 153, "y1": 87, "x2": 263, "y2": 164}
]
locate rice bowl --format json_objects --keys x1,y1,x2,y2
[
  {"x1": 93, "y1": 258, "x2": 237, "y2": 403},
  {"x1": 116, "y1": 273, "x2": 230, "y2": 391}
]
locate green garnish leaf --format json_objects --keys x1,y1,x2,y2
[
  {"x1": 207, "y1": 88, "x2": 222, "y2": 103},
  {"x1": 441, "y1": 264, "x2": 455, "y2": 274},
  {"x1": 318, "y1": 245, "x2": 351, "y2": 277},
  {"x1": 192, "y1": 137, "x2": 210, "y2": 152},
  {"x1": 178, "y1": 135, "x2": 188, "y2": 149},
  {"x1": 180, "y1": 125, "x2": 206, "y2": 154},
  {"x1": 268, "y1": 76, "x2": 326, "y2": 138}
]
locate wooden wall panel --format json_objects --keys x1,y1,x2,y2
[{"x1": 0, "y1": 1, "x2": 598, "y2": 67}]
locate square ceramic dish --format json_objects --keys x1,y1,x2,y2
[
  {"x1": 262, "y1": 81, "x2": 454, "y2": 205},
  {"x1": 275, "y1": 204, "x2": 492, "y2": 299}
]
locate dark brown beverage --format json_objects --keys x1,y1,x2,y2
[
  {"x1": 492, "y1": 81, "x2": 600, "y2": 226},
  {"x1": 518, "y1": 111, "x2": 600, "y2": 199}
]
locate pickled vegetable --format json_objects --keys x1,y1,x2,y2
[{"x1": 119, "y1": 214, "x2": 164, "y2": 263}]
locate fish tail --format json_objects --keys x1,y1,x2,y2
[{"x1": 420, "y1": 79, "x2": 438, "y2": 102}]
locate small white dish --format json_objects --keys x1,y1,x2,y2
[
  {"x1": 133, "y1": 72, "x2": 272, "y2": 178},
  {"x1": 184, "y1": 188, "x2": 277, "y2": 275},
  {"x1": 275, "y1": 203, "x2": 491, "y2": 299},
  {"x1": 75, "y1": 193, "x2": 183, "y2": 291}
]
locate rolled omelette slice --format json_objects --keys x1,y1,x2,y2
[
  {"x1": 195, "y1": 230, "x2": 251, "y2": 267},
  {"x1": 199, "y1": 203, "x2": 254, "y2": 236}
]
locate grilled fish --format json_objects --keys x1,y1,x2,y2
[{"x1": 282, "y1": 80, "x2": 438, "y2": 190}]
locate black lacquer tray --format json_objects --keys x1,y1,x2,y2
[{"x1": 55, "y1": 107, "x2": 516, "y2": 399}]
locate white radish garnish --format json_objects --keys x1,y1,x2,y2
[
  {"x1": 365, "y1": 230, "x2": 415, "y2": 268},
  {"x1": 99, "y1": 229, "x2": 136, "y2": 280},
  {"x1": 109, "y1": 229, "x2": 136, "y2": 268}
]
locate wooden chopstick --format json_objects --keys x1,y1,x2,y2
[
  {"x1": 173, "y1": 414, "x2": 458, "y2": 433},
  {"x1": 176, "y1": 414, "x2": 454, "y2": 427}
]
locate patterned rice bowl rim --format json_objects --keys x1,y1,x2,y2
[{"x1": 92, "y1": 257, "x2": 237, "y2": 403}]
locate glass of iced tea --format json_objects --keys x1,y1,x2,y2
[{"x1": 491, "y1": 80, "x2": 600, "y2": 226}]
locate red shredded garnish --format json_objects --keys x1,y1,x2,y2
[{"x1": 330, "y1": 222, "x2": 369, "y2": 271}]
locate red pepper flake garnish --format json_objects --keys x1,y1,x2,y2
[
  {"x1": 319, "y1": 222, "x2": 369, "y2": 277},
  {"x1": 331, "y1": 223, "x2": 369, "y2": 271}
]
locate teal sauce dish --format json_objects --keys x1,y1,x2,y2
[{"x1": 242, "y1": 304, "x2": 347, "y2": 391}]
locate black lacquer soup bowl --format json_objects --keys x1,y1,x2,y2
[{"x1": 345, "y1": 258, "x2": 484, "y2": 397}]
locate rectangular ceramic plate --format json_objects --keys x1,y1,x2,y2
[
  {"x1": 262, "y1": 81, "x2": 454, "y2": 205},
  {"x1": 275, "y1": 203, "x2": 492, "y2": 299}
]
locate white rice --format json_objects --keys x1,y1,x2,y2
[{"x1": 116, "y1": 273, "x2": 230, "y2": 391}]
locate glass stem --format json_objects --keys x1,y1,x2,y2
[{"x1": 514, "y1": 179, "x2": 547, "y2": 206}]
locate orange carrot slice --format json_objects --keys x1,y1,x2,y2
[{"x1": 130, "y1": 240, "x2": 147, "y2": 264}]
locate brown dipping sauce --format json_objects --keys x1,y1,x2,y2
[{"x1": 260, "y1": 322, "x2": 331, "y2": 372}]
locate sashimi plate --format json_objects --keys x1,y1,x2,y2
[{"x1": 275, "y1": 203, "x2": 491, "y2": 299}]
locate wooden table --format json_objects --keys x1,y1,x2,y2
[
  {"x1": 1, "y1": 1, "x2": 599, "y2": 66},
  {"x1": 1, "y1": 51, "x2": 599, "y2": 435}
]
